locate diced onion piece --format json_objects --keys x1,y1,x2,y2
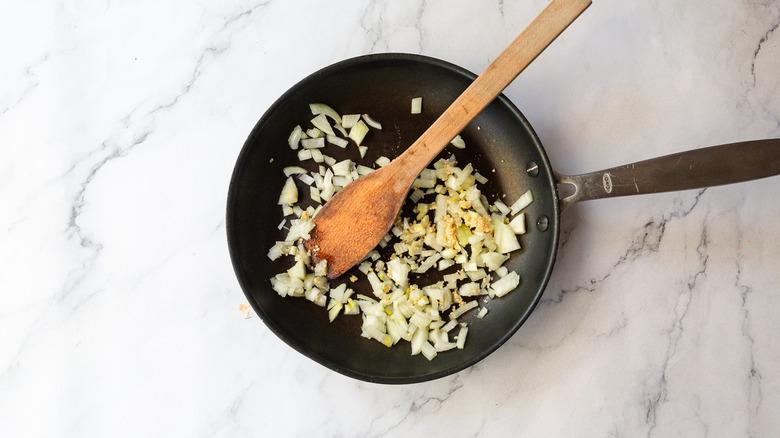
[
  {"x1": 278, "y1": 177, "x2": 298, "y2": 206},
  {"x1": 326, "y1": 134, "x2": 348, "y2": 148},
  {"x1": 476, "y1": 307, "x2": 488, "y2": 319},
  {"x1": 510, "y1": 189, "x2": 534, "y2": 214},
  {"x1": 333, "y1": 123, "x2": 348, "y2": 137},
  {"x1": 375, "y1": 156, "x2": 390, "y2": 167},
  {"x1": 341, "y1": 114, "x2": 361, "y2": 129},
  {"x1": 267, "y1": 242, "x2": 285, "y2": 261},
  {"x1": 313, "y1": 260, "x2": 328, "y2": 278},
  {"x1": 458, "y1": 282, "x2": 480, "y2": 297},
  {"x1": 311, "y1": 114, "x2": 335, "y2": 136},
  {"x1": 481, "y1": 252, "x2": 509, "y2": 271},
  {"x1": 450, "y1": 134, "x2": 465, "y2": 149},
  {"x1": 493, "y1": 220, "x2": 521, "y2": 254},
  {"x1": 283, "y1": 166, "x2": 306, "y2": 177},
  {"x1": 411, "y1": 97, "x2": 422, "y2": 114},
  {"x1": 362, "y1": 114, "x2": 382, "y2": 130},
  {"x1": 421, "y1": 341, "x2": 437, "y2": 360},
  {"x1": 438, "y1": 259, "x2": 455, "y2": 271},
  {"x1": 310, "y1": 186, "x2": 321, "y2": 203},
  {"x1": 356, "y1": 165, "x2": 373, "y2": 175},
  {"x1": 309, "y1": 103, "x2": 342, "y2": 124},
  {"x1": 284, "y1": 219, "x2": 314, "y2": 242},
  {"x1": 509, "y1": 213, "x2": 526, "y2": 234},
  {"x1": 301, "y1": 137, "x2": 325, "y2": 149},
  {"x1": 331, "y1": 159, "x2": 353, "y2": 176},
  {"x1": 327, "y1": 299, "x2": 343, "y2": 322},
  {"x1": 441, "y1": 320, "x2": 458, "y2": 333},
  {"x1": 490, "y1": 271, "x2": 520, "y2": 297},
  {"x1": 494, "y1": 200, "x2": 511, "y2": 216},
  {"x1": 449, "y1": 300, "x2": 479, "y2": 320},
  {"x1": 269, "y1": 104, "x2": 537, "y2": 360},
  {"x1": 287, "y1": 259, "x2": 306, "y2": 281},
  {"x1": 387, "y1": 257, "x2": 410, "y2": 289},
  {"x1": 348, "y1": 120, "x2": 369, "y2": 146},
  {"x1": 344, "y1": 298, "x2": 359, "y2": 315},
  {"x1": 411, "y1": 325, "x2": 427, "y2": 355},
  {"x1": 288, "y1": 125, "x2": 302, "y2": 150},
  {"x1": 456, "y1": 325, "x2": 469, "y2": 349}
]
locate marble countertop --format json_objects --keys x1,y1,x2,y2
[{"x1": 2, "y1": 0, "x2": 779, "y2": 436}]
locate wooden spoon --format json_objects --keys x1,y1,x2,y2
[{"x1": 305, "y1": 0, "x2": 591, "y2": 278}]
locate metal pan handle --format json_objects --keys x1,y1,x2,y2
[{"x1": 556, "y1": 139, "x2": 780, "y2": 211}]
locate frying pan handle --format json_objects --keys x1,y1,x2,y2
[{"x1": 555, "y1": 139, "x2": 780, "y2": 211}]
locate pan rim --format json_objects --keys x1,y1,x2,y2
[{"x1": 226, "y1": 52, "x2": 560, "y2": 384}]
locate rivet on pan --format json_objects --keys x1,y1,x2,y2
[
  {"x1": 526, "y1": 160, "x2": 539, "y2": 177},
  {"x1": 536, "y1": 215, "x2": 549, "y2": 232}
]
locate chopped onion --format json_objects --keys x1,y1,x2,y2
[
  {"x1": 411, "y1": 325, "x2": 427, "y2": 355},
  {"x1": 510, "y1": 189, "x2": 534, "y2": 214},
  {"x1": 493, "y1": 220, "x2": 521, "y2": 254},
  {"x1": 333, "y1": 123, "x2": 348, "y2": 137},
  {"x1": 449, "y1": 300, "x2": 479, "y2": 320},
  {"x1": 494, "y1": 199, "x2": 511, "y2": 216},
  {"x1": 310, "y1": 186, "x2": 321, "y2": 203},
  {"x1": 326, "y1": 134, "x2": 348, "y2": 148},
  {"x1": 411, "y1": 97, "x2": 422, "y2": 114},
  {"x1": 450, "y1": 134, "x2": 465, "y2": 149},
  {"x1": 311, "y1": 114, "x2": 335, "y2": 136},
  {"x1": 309, "y1": 103, "x2": 342, "y2": 124},
  {"x1": 331, "y1": 159, "x2": 353, "y2": 176},
  {"x1": 283, "y1": 166, "x2": 306, "y2": 177},
  {"x1": 421, "y1": 341, "x2": 437, "y2": 360},
  {"x1": 375, "y1": 156, "x2": 390, "y2": 167},
  {"x1": 356, "y1": 165, "x2": 373, "y2": 175},
  {"x1": 270, "y1": 102, "x2": 533, "y2": 361},
  {"x1": 267, "y1": 242, "x2": 285, "y2": 261},
  {"x1": 301, "y1": 137, "x2": 325, "y2": 149},
  {"x1": 490, "y1": 271, "x2": 520, "y2": 298},
  {"x1": 278, "y1": 177, "x2": 298, "y2": 206},
  {"x1": 362, "y1": 114, "x2": 382, "y2": 130},
  {"x1": 341, "y1": 114, "x2": 360, "y2": 129},
  {"x1": 288, "y1": 125, "x2": 302, "y2": 150},
  {"x1": 348, "y1": 120, "x2": 369, "y2": 146},
  {"x1": 481, "y1": 252, "x2": 509, "y2": 271},
  {"x1": 509, "y1": 213, "x2": 526, "y2": 234},
  {"x1": 456, "y1": 325, "x2": 468, "y2": 349},
  {"x1": 328, "y1": 299, "x2": 343, "y2": 322}
]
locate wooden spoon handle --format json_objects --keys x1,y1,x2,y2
[{"x1": 393, "y1": 0, "x2": 591, "y2": 181}]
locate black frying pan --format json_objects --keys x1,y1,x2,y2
[{"x1": 227, "y1": 53, "x2": 779, "y2": 384}]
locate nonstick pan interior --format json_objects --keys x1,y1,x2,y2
[{"x1": 227, "y1": 53, "x2": 560, "y2": 383}]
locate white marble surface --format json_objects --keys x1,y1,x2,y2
[{"x1": 2, "y1": 0, "x2": 779, "y2": 436}]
